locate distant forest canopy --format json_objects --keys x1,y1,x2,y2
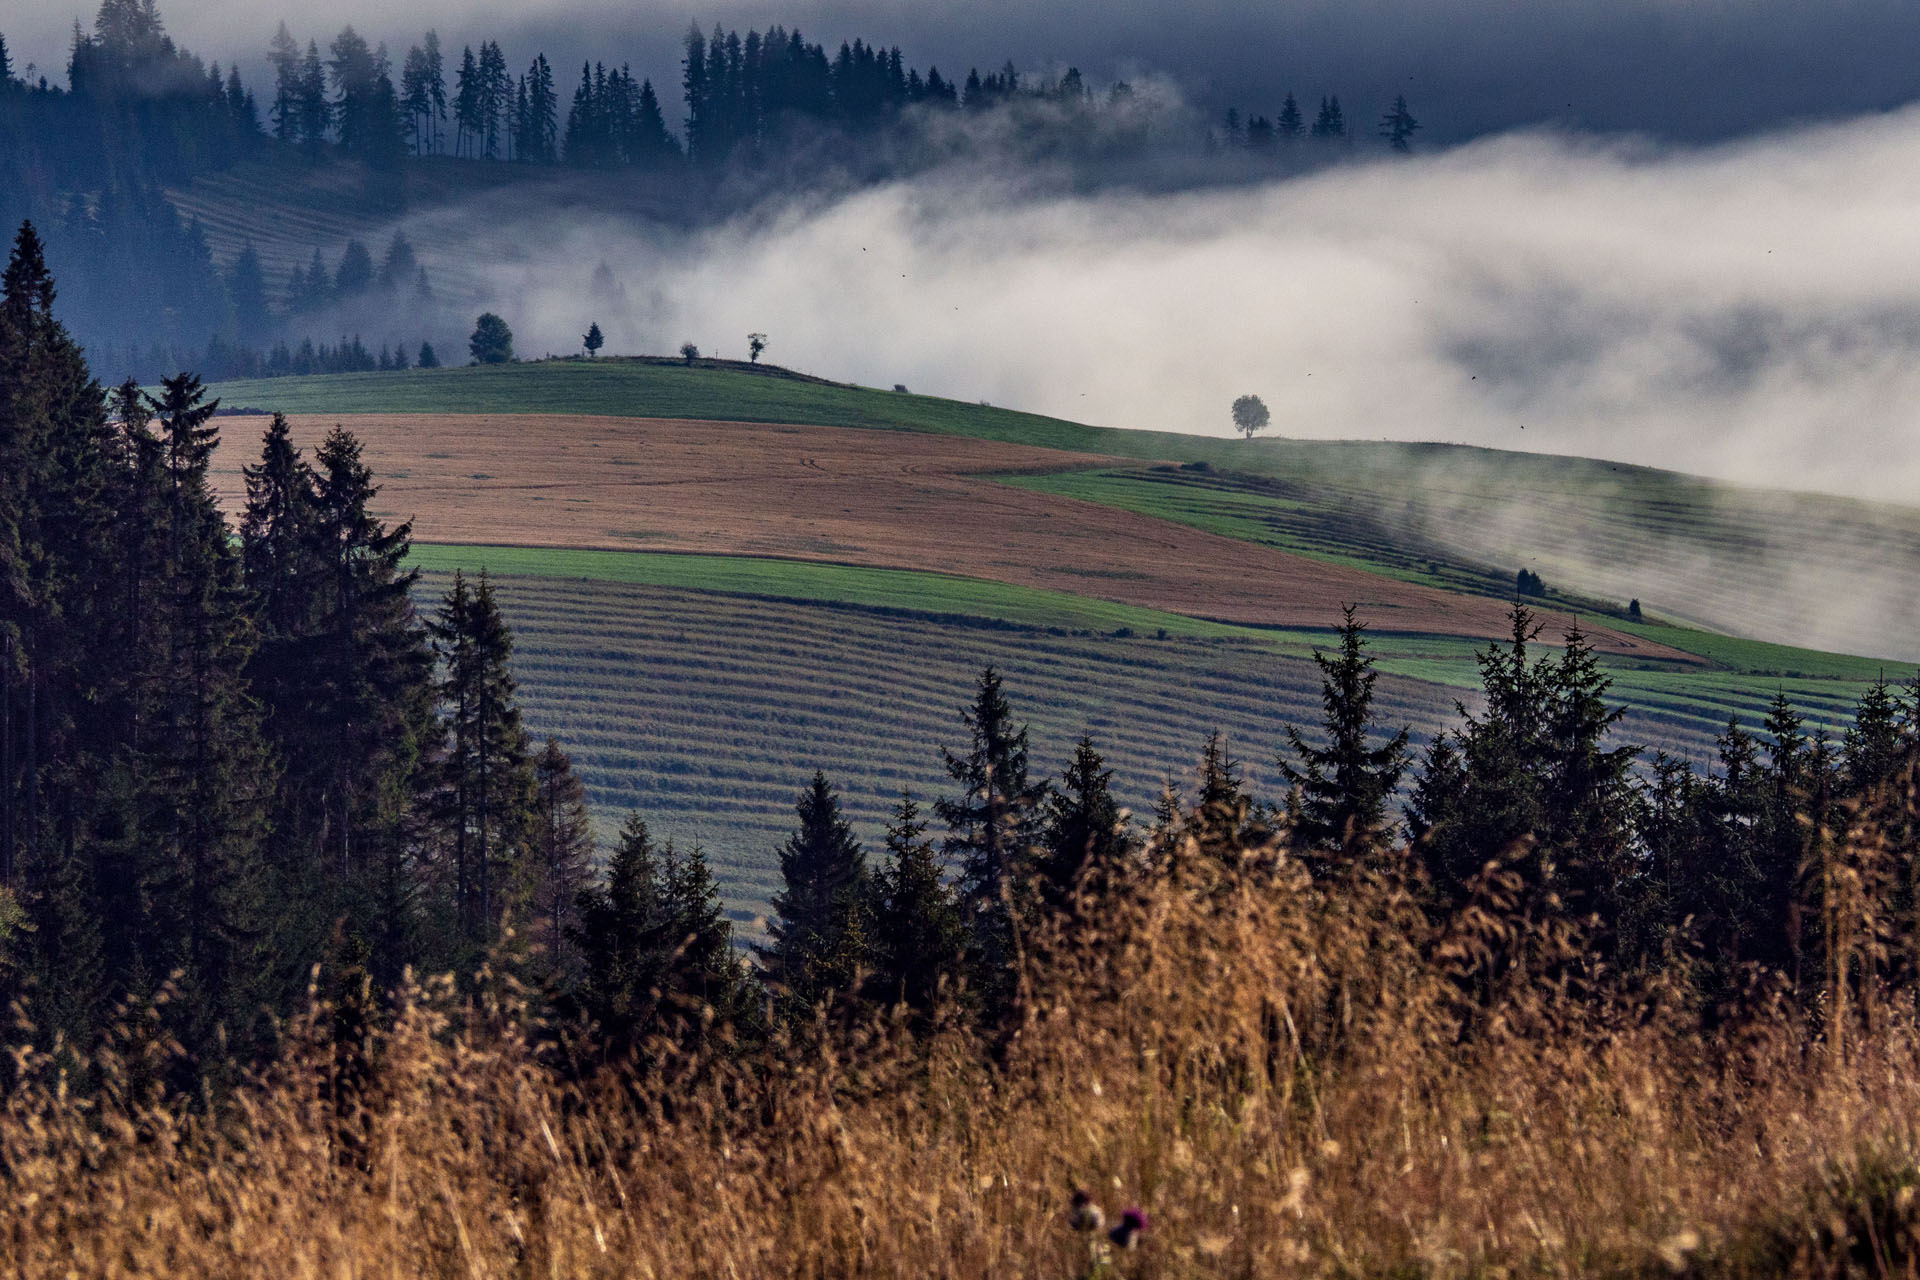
[{"x1": 0, "y1": 0, "x2": 1420, "y2": 381}]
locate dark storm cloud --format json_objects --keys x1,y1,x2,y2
[{"x1": 12, "y1": 0, "x2": 1920, "y2": 142}]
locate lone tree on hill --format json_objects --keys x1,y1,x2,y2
[
  {"x1": 582, "y1": 322, "x2": 604, "y2": 358},
  {"x1": 469, "y1": 312, "x2": 514, "y2": 364},
  {"x1": 747, "y1": 332, "x2": 767, "y2": 363},
  {"x1": 679, "y1": 341, "x2": 700, "y2": 365},
  {"x1": 1231, "y1": 394, "x2": 1271, "y2": 438}
]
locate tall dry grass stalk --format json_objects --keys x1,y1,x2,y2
[{"x1": 5, "y1": 837, "x2": 1920, "y2": 1278}]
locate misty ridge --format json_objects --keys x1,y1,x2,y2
[
  {"x1": 15, "y1": 0, "x2": 1920, "y2": 661},
  {"x1": 0, "y1": 0, "x2": 1408, "y2": 373}
]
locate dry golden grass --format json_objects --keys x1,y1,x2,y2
[{"x1": 4, "y1": 844, "x2": 1918, "y2": 1279}]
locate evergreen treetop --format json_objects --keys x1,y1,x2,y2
[
  {"x1": 1279, "y1": 605, "x2": 1411, "y2": 855},
  {"x1": 760, "y1": 770, "x2": 868, "y2": 1008},
  {"x1": 870, "y1": 792, "x2": 962, "y2": 1014}
]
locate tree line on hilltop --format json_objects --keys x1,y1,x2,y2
[
  {"x1": 8, "y1": 218, "x2": 1920, "y2": 1089},
  {"x1": 0, "y1": 0, "x2": 1424, "y2": 380}
]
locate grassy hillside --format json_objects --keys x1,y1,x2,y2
[
  {"x1": 421, "y1": 546, "x2": 1884, "y2": 919},
  {"x1": 197, "y1": 361, "x2": 1914, "y2": 916},
  {"x1": 215, "y1": 360, "x2": 1920, "y2": 661}
]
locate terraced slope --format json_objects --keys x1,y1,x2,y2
[
  {"x1": 212, "y1": 361, "x2": 1920, "y2": 660},
  {"x1": 444, "y1": 564, "x2": 1849, "y2": 922}
]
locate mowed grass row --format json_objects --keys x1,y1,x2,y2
[
  {"x1": 447, "y1": 574, "x2": 1410, "y2": 914},
  {"x1": 418, "y1": 560, "x2": 1879, "y2": 921},
  {"x1": 215, "y1": 360, "x2": 1920, "y2": 660}
]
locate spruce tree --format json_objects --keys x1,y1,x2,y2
[
  {"x1": 570, "y1": 811, "x2": 666, "y2": 1054},
  {"x1": 296, "y1": 247, "x2": 330, "y2": 313},
  {"x1": 1378, "y1": 95, "x2": 1420, "y2": 153},
  {"x1": 1191, "y1": 729, "x2": 1251, "y2": 851},
  {"x1": 376, "y1": 231, "x2": 416, "y2": 292},
  {"x1": 400, "y1": 39, "x2": 438, "y2": 153},
  {"x1": 241, "y1": 414, "x2": 318, "y2": 643},
  {"x1": 532, "y1": 738, "x2": 592, "y2": 981},
  {"x1": 139, "y1": 371, "x2": 274, "y2": 1048},
  {"x1": 1629, "y1": 752, "x2": 1702, "y2": 965},
  {"x1": 1038, "y1": 737, "x2": 1129, "y2": 908},
  {"x1": 297, "y1": 39, "x2": 329, "y2": 153},
  {"x1": 760, "y1": 771, "x2": 868, "y2": 1009},
  {"x1": 453, "y1": 46, "x2": 481, "y2": 157},
  {"x1": 1413, "y1": 606, "x2": 1550, "y2": 906},
  {"x1": 1279, "y1": 606, "x2": 1411, "y2": 857},
  {"x1": 1539, "y1": 625, "x2": 1641, "y2": 925},
  {"x1": 333, "y1": 239, "x2": 375, "y2": 298},
  {"x1": 659, "y1": 840, "x2": 753, "y2": 1045},
  {"x1": 1844, "y1": 675, "x2": 1903, "y2": 793},
  {"x1": 1404, "y1": 734, "x2": 1465, "y2": 847},
  {"x1": 1686, "y1": 716, "x2": 1773, "y2": 987},
  {"x1": 0, "y1": 223, "x2": 114, "y2": 1041},
  {"x1": 1758, "y1": 693, "x2": 1820, "y2": 982},
  {"x1": 869, "y1": 792, "x2": 962, "y2": 1014},
  {"x1": 309, "y1": 427, "x2": 433, "y2": 868},
  {"x1": 1277, "y1": 91, "x2": 1303, "y2": 139},
  {"x1": 226, "y1": 242, "x2": 270, "y2": 338},
  {"x1": 432, "y1": 570, "x2": 533, "y2": 947},
  {"x1": 937, "y1": 668, "x2": 1047, "y2": 1016},
  {"x1": 268, "y1": 23, "x2": 301, "y2": 143}
]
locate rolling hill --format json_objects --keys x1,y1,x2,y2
[
  {"x1": 214, "y1": 357, "x2": 1920, "y2": 661},
  {"x1": 205, "y1": 360, "x2": 1914, "y2": 916}
]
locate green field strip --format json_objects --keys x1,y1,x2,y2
[
  {"x1": 406, "y1": 542, "x2": 1300, "y2": 645},
  {"x1": 1606, "y1": 621, "x2": 1907, "y2": 682},
  {"x1": 999, "y1": 466, "x2": 1460, "y2": 590}
]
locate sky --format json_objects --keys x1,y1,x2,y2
[{"x1": 13, "y1": 0, "x2": 1920, "y2": 143}]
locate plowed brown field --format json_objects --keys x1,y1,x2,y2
[{"x1": 210, "y1": 413, "x2": 1688, "y2": 659}]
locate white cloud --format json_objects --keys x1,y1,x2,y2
[{"x1": 438, "y1": 111, "x2": 1920, "y2": 503}]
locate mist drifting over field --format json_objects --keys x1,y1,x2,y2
[{"x1": 422, "y1": 107, "x2": 1920, "y2": 505}]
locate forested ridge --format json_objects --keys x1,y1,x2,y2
[{"x1": 0, "y1": 1, "x2": 1419, "y2": 383}]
